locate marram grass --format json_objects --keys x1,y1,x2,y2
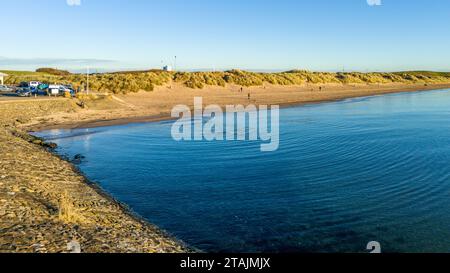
[{"x1": 2, "y1": 69, "x2": 450, "y2": 94}]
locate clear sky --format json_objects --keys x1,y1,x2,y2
[{"x1": 1, "y1": 0, "x2": 449, "y2": 72}]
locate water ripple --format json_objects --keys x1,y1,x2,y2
[{"x1": 37, "y1": 89, "x2": 450, "y2": 253}]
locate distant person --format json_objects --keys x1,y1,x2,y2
[
  {"x1": 240, "y1": 87, "x2": 243, "y2": 93},
  {"x1": 248, "y1": 93, "x2": 251, "y2": 100}
]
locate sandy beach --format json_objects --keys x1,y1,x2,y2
[
  {"x1": 21, "y1": 82, "x2": 450, "y2": 131},
  {"x1": 0, "y1": 99, "x2": 188, "y2": 253},
  {"x1": 1, "y1": 82, "x2": 450, "y2": 253}
]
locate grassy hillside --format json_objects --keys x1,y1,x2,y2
[
  {"x1": 393, "y1": 71, "x2": 450, "y2": 78},
  {"x1": 0, "y1": 70, "x2": 52, "y2": 77},
  {"x1": 35, "y1": 68, "x2": 71, "y2": 76},
  {"x1": 2, "y1": 69, "x2": 450, "y2": 94}
]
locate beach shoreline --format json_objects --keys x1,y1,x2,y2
[
  {"x1": 26, "y1": 82, "x2": 450, "y2": 132},
  {"x1": 0, "y1": 99, "x2": 189, "y2": 253}
]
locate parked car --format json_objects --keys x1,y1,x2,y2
[
  {"x1": 61, "y1": 84, "x2": 75, "y2": 93},
  {"x1": 37, "y1": 83, "x2": 49, "y2": 90},
  {"x1": 31, "y1": 89, "x2": 47, "y2": 96},
  {"x1": 64, "y1": 84, "x2": 74, "y2": 90},
  {"x1": 59, "y1": 86, "x2": 75, "y2": 97},
  {"x1": 0, "y1": 85, "x2": 13, "y2": 92},
  {"x1": 48, "y1": 84, "x2": 75, "y2": 96},
  {"x1": 16, "y1": 87, "x2": 32, "y2": 97},
  {"x1": 18, "y1": 82, "x2": 29, "y2": 88}
]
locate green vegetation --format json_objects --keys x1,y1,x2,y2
[
  {"x1": 2, "y1": 69, "x2": 450, "y2": 94},
  {"x1": 173, "y1": 70, "x2": 450, "y2": 88},
  {"x1": 393, "y1": 71, "x2": 450, "y2": 79}
]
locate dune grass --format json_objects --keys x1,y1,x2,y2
[
  {"x1": 3, "y1": 69, "x2": 450, "y2": 94},
  {"x1": 173, "y1": 70, "x2": 450, "y2": 89}
]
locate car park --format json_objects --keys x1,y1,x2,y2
[{"x1": 5, "y1": 81, "x2": 76, "y2": 98}]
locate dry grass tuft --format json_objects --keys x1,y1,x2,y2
[{"x1": 58, "y1": 191, "x2": 89, "y2": 224}]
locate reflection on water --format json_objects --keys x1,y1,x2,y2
[{"x1": 36, "y1": 89, "x2": 450, "y2": 253}]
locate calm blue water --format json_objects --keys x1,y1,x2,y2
[{"x1": 36, "y1": 89, "x2": 450, "y2": 253}]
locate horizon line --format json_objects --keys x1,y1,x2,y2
[{"x1": 2, "y1": 67, "x2": 450, "y2": 74}]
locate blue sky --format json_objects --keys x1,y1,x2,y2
[{"x1": 1, "y1": 0, "x2": 449, "y2": 72}]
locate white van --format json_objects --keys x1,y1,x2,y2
[{"x1": 29, "y1": 81, "x2": 40, "y2": 88}]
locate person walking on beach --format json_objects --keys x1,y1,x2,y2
[{"x1": 248, "y1": 93, "x2": 251, "y2": 100}]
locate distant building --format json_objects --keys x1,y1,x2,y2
[
  {"x1": 163, "y1": 65, "x2": 173, "y2": 72},
  {"x1": 0, "y1": 72, "x2": 8, "y2": 85}
]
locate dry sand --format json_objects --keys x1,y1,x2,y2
[{"x1": 22, "y1": 82, "x2": 450, "y2": 131}]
